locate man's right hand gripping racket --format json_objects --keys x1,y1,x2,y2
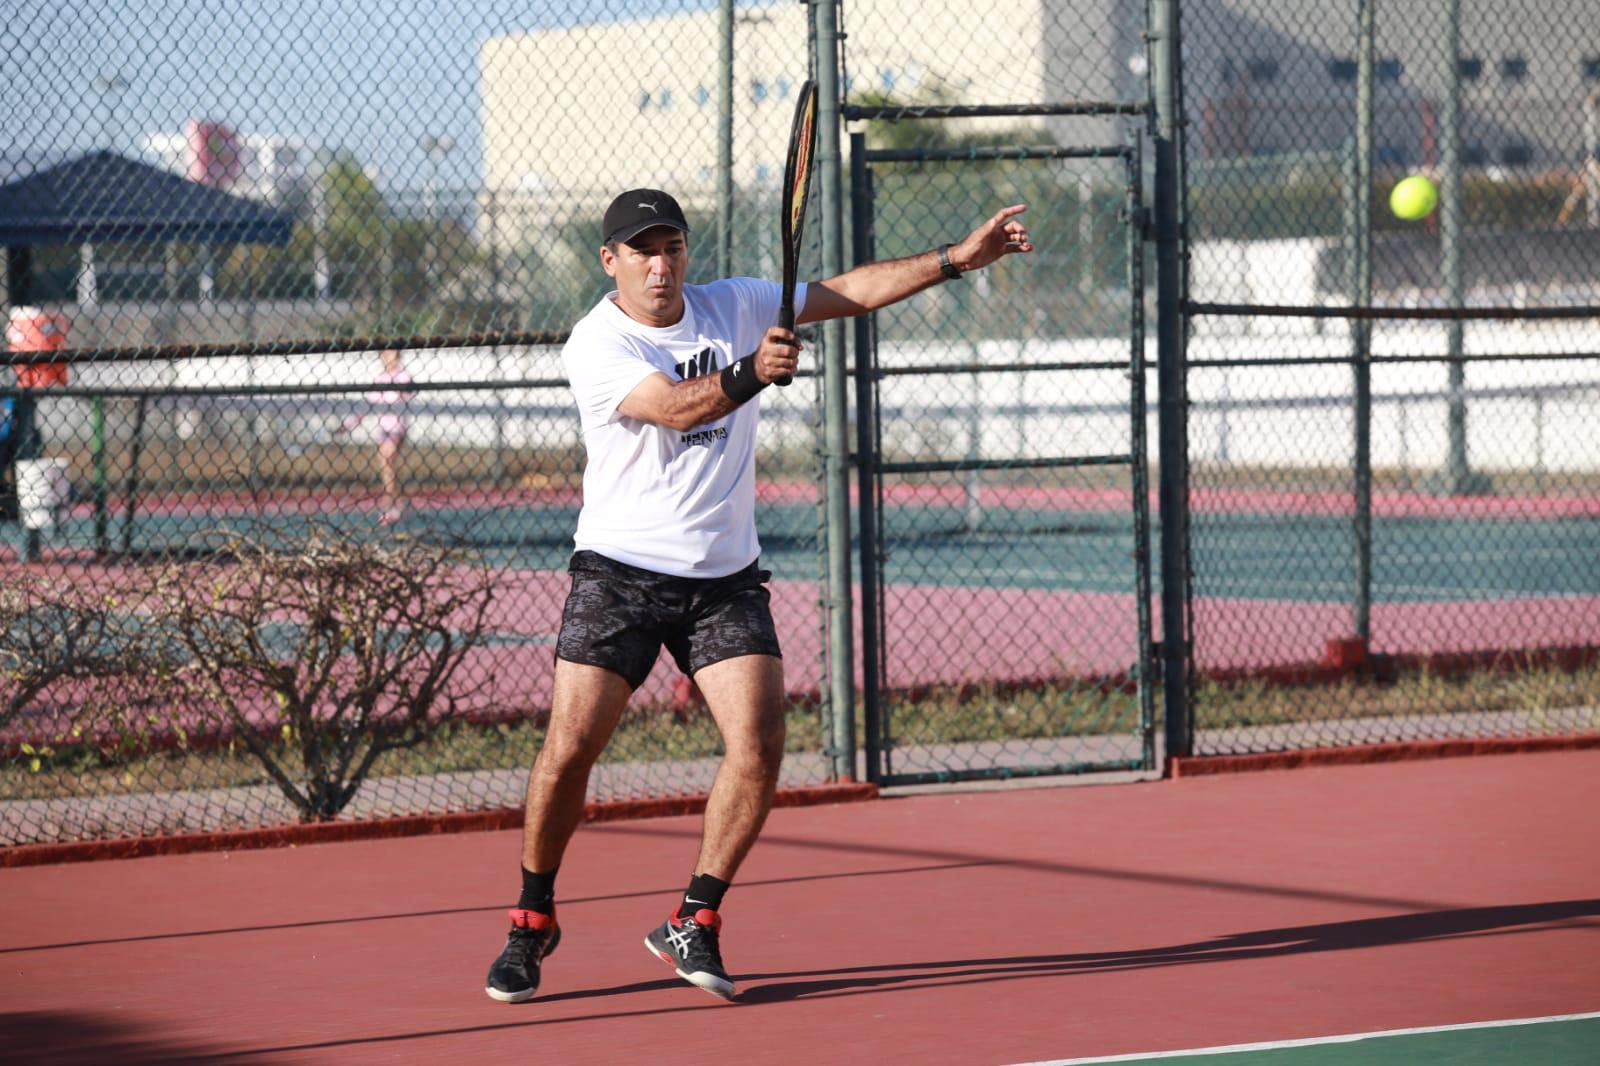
[{"x1": 774, "y1": 78, "x2": 818, "y2": 387}]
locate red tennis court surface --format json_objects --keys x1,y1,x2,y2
[{"x1": 3, "y1": 749, "x2": 1597, "y2": 1064}]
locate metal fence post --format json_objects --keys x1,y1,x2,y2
[
  {"x1": 717, "y1": 0, "x2": 734, "y2": 280},
  {"x1": 1151, "y1": 0, "x2": 1192, "y2": 764},
  {"x1": 1126, "y1": 137, "x2": 1158, "y2": 772},
  {"x1": 812, "y1": 0, "x2": 856, "y2": 783},
  {"x1": 850, "y1": 132, "x2": 883, "y2": 784},
  {"x1": 1440, "y1": 0, "x2": 1482, "y2": 496},
  {"x1": 1352, "y1": 0, "x2": 1375, "y2": 645}
]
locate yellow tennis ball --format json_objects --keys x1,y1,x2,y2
[{"x1": 1389, "y1": 175, "x2": 1437, "y2": 220}]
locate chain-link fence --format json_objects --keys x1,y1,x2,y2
[
  {"x1": 1181, "y1": 0, "x2": 1600, "y2": 754},
  {"x1": 1, "y1": 1, "x2": 838, "y2": 846},
  {"x1": 5, "y1": 1, "x2": 1599, "y2": 850}
]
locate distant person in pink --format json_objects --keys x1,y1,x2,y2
[{"x1": 341, "y1": 348, "x2": 412, "y2": 524}]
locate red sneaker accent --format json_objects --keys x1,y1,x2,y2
[
  {"x1": 691, "y1": 908, "x2": 721, "y2": 931},
  {"x1": 508, "y1": 908, "x2": 555, "y2": 930}
]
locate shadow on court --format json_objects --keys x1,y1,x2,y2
[
  {"x1": 0, "y1": 1010, "x2": 280, "y2": 1065},
  {"x1": 124, "y1": 898, "x2": 1600, "y2": 1062},
  {"x1": 735, "y1": 898, "x2": 1600, "y2": 1004},
  {"x1": 0, "y1": 860, "x2": 994, "y2": 956}
]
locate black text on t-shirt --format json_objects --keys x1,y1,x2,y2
[{"x1": 680, "y1": 426, "x2": 728, "y2": 447}]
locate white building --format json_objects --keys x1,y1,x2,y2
[
  {"x1": 479, "y1": 0, "x2": 1597, "y2": 210},
  {"x1": 476, "y1": 0, "x2": 1125, "y2": 229}
]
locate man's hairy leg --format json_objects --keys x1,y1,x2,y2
[
  {"x1": 520, "y1": 659, "x2": 633, "y2": 873},
  {"x1": 691, "y1": 654, "x2": 787, "y2": 880}
]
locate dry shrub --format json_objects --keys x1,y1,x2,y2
[{"x1": 148, "y1": 525, "x2": 498, "y2": 820}]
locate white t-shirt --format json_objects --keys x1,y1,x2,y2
[{"x1": 562, "y1": 277, "x2": 807, "y2": 578}]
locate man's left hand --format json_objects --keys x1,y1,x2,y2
[{"x1": 949, "y1": 204, "x2": 1034, "y2": 274}]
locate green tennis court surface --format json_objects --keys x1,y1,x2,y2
[
  {"x1": 25, "y1": 498, "x2": 1600, "y2": 601},
  {"x1": 1020, "y1": 1013, "x2": 1600, "y2": 1065}
]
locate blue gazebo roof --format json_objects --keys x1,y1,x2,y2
[{"x1": 0, "y1": 150, "x2": 294, "y2": 246}]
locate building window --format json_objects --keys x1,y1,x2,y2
[
  {"x1": 657, "y1": 88, "x2": 672, "y2": 110},
  {"x1": 1463, "y1": 142, "x2": 1489, "y2": 166},
  {"x1": 1328, "y1": 58, "x2": 1357, "y2": 82},
  {"x1": 694, "y1": 84, "x2": 710, "y2": 107},
  {"x1": 1459, "y1": 57, "x2": 1482, "y2": 81},
  {"x1": 1377, "y1": 58, "x2": 1403, "y2": 82},
  {"x1": 751, "y1": 79, "x2": 768, "y2": 102},
  {"x1": 1247, "y1": 57, "x2": 1278, "y2": 83},
  {"x1": 880, "y1": 67, "x2": 897, "y2": 90},
  {"x1": 755, "y1": 163, "x2": 770, "y2": 183},
  {"x1": 777, "y1": 78, "x2": 792, "y2": 99},
  {"x1": 1501, "y1": 142, "x2": 1533, "y2": 166},
  {"x1": 638, "y1": 90, "x2": 651, "y2": 112},
  {"x1": 1501, "y1": 56, "x2": 1528, "y2": 81},
  {"x1": 1583, "y1": 56, "x2": 1600, "y2": 80}
]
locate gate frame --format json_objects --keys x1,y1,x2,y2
[{"x1": 844, "y1": 114, "x2": 1159, "y2": 786}]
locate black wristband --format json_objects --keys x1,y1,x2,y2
[
  {"x1": 937, "y1": 243, "x2": 963, "y2": 280},
  {"x1": 719, "y1": 353, "x2": 767, "y2": 404}
]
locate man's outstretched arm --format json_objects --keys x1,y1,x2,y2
[{"x1": 796, "y1": 204, "x2": 1034, "y2": 325}]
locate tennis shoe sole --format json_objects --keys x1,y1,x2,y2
[{"x1": 644, "y1": 936, "x2": 737, "y2": 1000}]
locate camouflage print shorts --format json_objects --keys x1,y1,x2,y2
[{"x1": 555, "y1": 550, "x2": 782, "y2": 690}]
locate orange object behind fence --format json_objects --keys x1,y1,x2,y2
[{"x1": 7, "y1": 306, "x2": 70, "y2": 387}]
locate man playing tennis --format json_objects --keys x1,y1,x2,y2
[{"x1": 485, "y1": 187, "x2": 1032, "y2": 1003}]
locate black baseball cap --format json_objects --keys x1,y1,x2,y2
[{"x1": 602, "y1": 188, "x2": 690, "y2": 246}]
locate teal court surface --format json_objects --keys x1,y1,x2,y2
[{"x1": 1020, "y1": 1013, "x2": 1600, "y2": 1064}]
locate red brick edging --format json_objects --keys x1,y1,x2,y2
[{"x1": 1167, "y1": 734, "x2": 1600, "y2": 778}]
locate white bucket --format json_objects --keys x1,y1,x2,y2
[{"x1": 16, "y1": 458, "x2": 70, "y2": 529}]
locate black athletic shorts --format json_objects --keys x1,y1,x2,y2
[{"x1": 555, "y1": 550, "x2": 782, "y2": 690}]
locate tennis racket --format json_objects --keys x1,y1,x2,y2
[{"x1": 774, "y1": 78, "x2": 818, "y2": 387}]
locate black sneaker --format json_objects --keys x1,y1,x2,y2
[
  {"x1": 485, "y1": 908, "x2": 561, "y2": 1003},
  {"x1": 644, "y1": 908, "x2": 736, "y2": 1000}
]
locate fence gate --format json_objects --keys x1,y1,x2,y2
[{"x1": 848, "y1": 114, "x2": 1156, "y2": 786}]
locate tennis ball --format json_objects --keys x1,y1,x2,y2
[{"x1": 1389, "y1": 175, "x2": 1437, "y2": 221}]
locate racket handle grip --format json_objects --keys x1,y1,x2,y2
[{"x1": 774, "y1": 306, "x2": 796, "y2": 386}]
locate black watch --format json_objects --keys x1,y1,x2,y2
[{"x1": 937, "y1": 243, "x2": 963, "y2": 280}]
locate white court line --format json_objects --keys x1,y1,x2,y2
[{"x1": 1009, "y1": 1011, "x2": 1600, "y2": 1065}]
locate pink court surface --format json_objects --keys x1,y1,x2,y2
[{"x1": 3, "y1": 748, "x2": 1597, "y2": 1064}]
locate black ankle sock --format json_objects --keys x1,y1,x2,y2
[
  {"x1": 676, "y1": 872, "x2": 731, "y2": 918},
  {"x1": 517, "y1": 866, "x2": 558, "y2": 915}
]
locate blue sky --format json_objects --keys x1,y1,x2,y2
[{"x1": 3, "y1": 0, "x2": 750, "y2": 192}]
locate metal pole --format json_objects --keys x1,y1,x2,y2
[
  {"x1": 717, "y1": 0, "x2": 735, "y2": 279},
  {"x1": 92, "y1": 396, "x2": 108, "y2": 553},
  {"x1": 1440, "y1": 0, "x2": 1478, "y2": 495},
  {"x1": 487, "y1": 190, "x2": 507, "y2": 484},
  {"x1": 380, "y1": 209, "x2": 395, "y2": 328},
  {"x1": 1126, "y1": 138, "x2": 1158, "y2": 773},
  {"x1": 850, "y1": 133, "x2": 883, "y2": 784},
  {"x1": 1351, "y1": 0, "x2": 1374, "y2": 646},
  {"x1": 310, "y1": 162, "x2": 330, "y2": 308},
  {"x1": 120, "y1": 395, "x2": 148, "y2": 555},
  {"x1": 813, "y1": 0, "x2": 856, "y2": 782},
  {"x1": 1150, "y1": 0, "x2": 1192, "y2": 763}
]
